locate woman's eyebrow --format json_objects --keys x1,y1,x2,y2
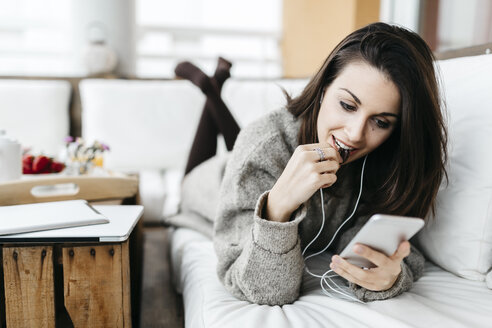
[
  {"x1": 379, "y1": 112, "x2": 399, "y2": 118},
  {"x1": 340, "y1": 88, "x2": 399, "y2": 118},
  {"x1": 339, "y1": 88, "x2": 361, "y2": 105}
]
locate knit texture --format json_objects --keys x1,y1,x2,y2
[{"x1": 213, "y1": 108, "x2": 425, "y2": 305}]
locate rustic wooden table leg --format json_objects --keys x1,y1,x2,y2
[
  {"x1": 129, "y1": 216, "x2": 143, "y2": 327},
  {"x1": 122, "y1": 241, "x2": 132, "y2": 326},
  {"x1": 62, "y1": 242, "x2": 131, "y2": 328},
  {"x1": 3, "y1": 246, "x2": 55, "y2": 328}
]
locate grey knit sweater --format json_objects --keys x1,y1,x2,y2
[{"x1": 213, "y1": 108, "x2": 425, "y2": 306}]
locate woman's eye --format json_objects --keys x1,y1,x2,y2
[
  {"x1": 340, "y1": 101, "x2": 356, "y2": 111},
  {"x1": 374, "y1": 118, "x2": 390, "y2": 129}
]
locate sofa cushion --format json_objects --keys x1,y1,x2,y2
[
  {"x1": 417, "y1": 53, "x2": 492, "y2": 283},
  {"x1": 80, "y1": 79, "x2": 205, "y2": 171},
  {"x1": 0, "y1": 79, "x2": 71, "y2": 156},
  {"x1": 80, "y1": 78, "x2": 309, "y2": 170},
  {"x1": 171, "y1": 226, "x2": 492, "y2": 328},
  {"x1": 222, "y1": 78, "x2": 309, "y2": 127}
]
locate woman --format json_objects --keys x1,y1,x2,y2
[{"x1": 179, "y1": 22, "x2": 447, "y2": 305}]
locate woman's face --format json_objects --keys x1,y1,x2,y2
[{"x1": 317, "y1": 61, "x2": 401, "y2": 164}]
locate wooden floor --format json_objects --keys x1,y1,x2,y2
[{"x1": 140, "y1": 226, "x2": 184, "y2": 328}]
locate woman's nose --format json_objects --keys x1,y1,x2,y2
[{"x1": 345, "y1": 118, "x2": 365, "y2": 144}]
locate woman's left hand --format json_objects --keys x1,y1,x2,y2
[{"x1": 330, "y1": 241, "x2": 411, "y2": 291}]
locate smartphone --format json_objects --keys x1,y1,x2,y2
[{"x1": 339, "y1": 214, "x2": 425, "y2": 269}]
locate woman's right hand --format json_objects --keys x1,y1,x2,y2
[{"x1": 265, "y1": 143, "x2": 342, "y2": 222}]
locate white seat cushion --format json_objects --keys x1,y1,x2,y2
[
  {"x1": 80, "y1": 79, "x2": 205, "y2": 171},
  {"x1": 0, "y1": 79, "x2": 71, "y2": 156},
  {"x1": 171, "y1": 227, "x2": 492, "y2": 328},
  {"x1": 80, "y1": 78, "x2": 309, "y2": 171},
  {"x1": 222, "y1": 78, "x2": 308, "y2": 127}
]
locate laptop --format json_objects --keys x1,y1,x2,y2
[{"x1": 0, "y1": 199, "x2": 109, "y2": 235}]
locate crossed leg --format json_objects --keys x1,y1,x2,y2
[{"x1": 175, "y1": 57, "x2": 240, "y2": 175}]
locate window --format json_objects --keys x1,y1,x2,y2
[
  {"x1": 135, "y1": 0, "x2": 283, "y2": 78},
  {"x1": 0, "y1": 0, "x2": 74, "y2": 76},
  {"x1": 436, "y1": 0, "x2": 492, "y2": 52},
  {"x1": 1, "y1": 0, "x2": 284, "y2": 78},
  {"x1": 381, "y1": 0, "x2": 492, "y2": 52}
]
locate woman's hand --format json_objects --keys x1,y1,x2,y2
[
  {"x1": 329, "y1": 241, "x2": 411, "y2": 291},
  {"x1": 265, "y1": 143, "x2": 341, "y2": 222}
]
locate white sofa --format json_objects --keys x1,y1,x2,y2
[
  {"x1": 4, "y1": 48, "x2": 491, "y2": 326},
  {"x1": 78, "y1": 51, "x2": 492, "y2": 327},
  {"x1": 79, "y1": 78, "x2": 308, "y2": 222},
  {"x1": 0, "y1": 79, "x2": 71, "y2": 156}
]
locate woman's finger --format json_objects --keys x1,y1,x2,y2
[
  {"x1": 298, "y1": 142, "x2": 332, "y2": 151},
  {"x1": 390, "y1": 241, "x2": 411, "y2": 262},
  {"x1": 321, "y1": 147, "x2": 341, "y2": 162},
  {"x1": 329, "y1": 259, "x2": 374, "y2": 290},
  {"x1": 297, "y1": 143, "x2": 341, "y2": 163},
  {"x1": 351, "y1": 244, "x2": 391, "y2": 268},
  {"x1": 331, "y1": 255, "x2": 372, "y2": 281},
  {"x1": 314, "y1": 159, "x2": 339, "y2": 173},
  {"x1": 319, "y1": 173, "x2": 337, "y2": 189},
  {"x1": 298, "y1": 148, "x2": 340, "y2": 166}
]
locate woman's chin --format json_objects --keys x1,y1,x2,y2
[{"x1": 341, "y1": 152, "x2": 365, "y2": 165}]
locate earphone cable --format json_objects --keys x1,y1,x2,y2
[{"x1": 302, "y1": 155, "x2": 368, "y2": 302}]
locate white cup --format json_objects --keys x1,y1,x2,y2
[{"x1": 0, "y1": 131, "x2": 22, "y2": 183}]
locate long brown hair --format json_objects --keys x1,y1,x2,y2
[{"x1": 285, "y1": 22, "x2": 447, "y2": 219}]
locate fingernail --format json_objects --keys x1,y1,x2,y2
[
  {"x1": 330, "y1": 263, "x2": 337, "y2": 270},
  {"x1": 332, "y1": 256, "x2": 341, "y2": 264},
  {"x1": 354, "y1": 245, "x2": 363, "y2": 254}
]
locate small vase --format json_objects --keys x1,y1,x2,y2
[{"x1": 66, "y1": 161, "x2": 93, "y2": 175}]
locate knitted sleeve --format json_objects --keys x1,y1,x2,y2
[{"x1": 213, "y1": 120, "x2": 306, "y2": 306}]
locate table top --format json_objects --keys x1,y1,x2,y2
[
  {"x1": 0, "y1": 205, "x2": 143, "y2": 243},
  {"x1": 0, "y1": 174, "x2": 139, "y2": 206}
]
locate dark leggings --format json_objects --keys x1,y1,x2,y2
[{"x1": 175, "y1": 58, "x2": 240, "y2": 175}]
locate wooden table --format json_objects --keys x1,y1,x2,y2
[
  {"x1": 0, "y1": 205, "x2": 143, "y2": 328},
  {"x1": 0, "y1": 173, "x2": 139, "y2": 206}
]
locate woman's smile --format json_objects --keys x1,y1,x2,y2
[{"x1": 331, "y1": 135, "x2": 358, "y2": 163}]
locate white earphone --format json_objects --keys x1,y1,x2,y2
[{"x1": 302, "y1": 155, "x2": 368, "y2": 303}]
